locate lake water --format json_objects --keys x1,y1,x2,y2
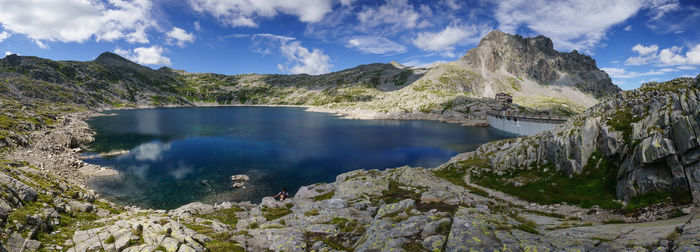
[{"x1": 84, "y1": 107, "x2": 515, "y2": 209}]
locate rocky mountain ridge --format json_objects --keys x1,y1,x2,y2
[{"x1": 471, "y1": 76, "x2": 700, "y2": 207}]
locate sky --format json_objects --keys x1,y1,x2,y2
[{"x1": 0, "y1": 0, "x2": 699, "y2": 90}]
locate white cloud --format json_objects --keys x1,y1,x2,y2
[
  {"x1": 188, "y1": 0, "x2": 333, "y2": 27},
  {"x1": 115, "y1": 46, "x2": 172, "y2": 66},
  {"x1": 243, "y1": 33, "x2": 332, "y2": 75},
  {"x1": 346, "y1": 36, "x2": 406, "y2": 54},
  {"x1": 412, "y1": 24, "x2": 487, "y2": 57},
  {"x1": 659, "y1": 45, "x2": 700, "y2": 65},
  {"x1": 0, "y1": 31, "x2": 10, "y2": 42},
  {"x1": 193, "y1": 21, "x2": 201, "y2": 31},
  {"x1": 602, "y1": 67, "x2": 667, "y2": 79},
  {"x1": 625, "y1": 44, "x2": 659, "y2": 65},
  {"x1": 623, "y1": 43, "x2": 700, "y2": 66},
  {"x1": 0, "y1": 0, "x2": 155, "y2": 44},
  {"x1": 677, "y1": 66, "x2": 696, "y2": 70},
  {"x1": 648, "y1": 0, "x2": 680, "y2": 20},
  {"x1": 278, "y1": 40, "x2": 332, "y2": 75},
  {"x1": 166, "y1": 27, "x2": 195, "y2": 47},
  {"x1": 494, "y1": 0, "x2": 645, "y2": 50},
  {"x1": 632, "y1": 44, "x2": 659, "y2": 55},
  {"x1": 624, "y1": 25, "x2": 632, "y2": 31},
  {"x1": 339, "y1": 0, "x2": 356, "y2": 6},
  {"x1": 356, "y1": 0, "x2": 428, "y2": 31},
  {"x1": 401, "y1": 59, "x2": 447, "y2": 68},
  {"x1": 4, "y1": 51, "x2": 14, "y2": 56}
]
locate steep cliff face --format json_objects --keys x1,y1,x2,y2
[
  {"x1": 476, "y1": 76, "x2": 700, "y2": 204},
  {"x1": 460, "y1": 31, "x2": 620, "y2": 98}
]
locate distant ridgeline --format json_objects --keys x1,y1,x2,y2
[{"x1": 0, "y1": 31, "x2": 618, "y2": 125}]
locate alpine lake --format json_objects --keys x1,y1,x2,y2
[{"x1": 83, "y1": 106, "x2": 516, "y2": 209}]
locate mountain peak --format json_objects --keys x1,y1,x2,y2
[
  {"x1": 93, "y1": 52, "x2": 141, "y2": 66},
  {"x1": 460, "y1": 31, "x2": 619, "y2": 97}
]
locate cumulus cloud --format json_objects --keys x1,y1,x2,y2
[
  {"x1": 0, "y1": 0, "x2": 155, "y2": 45},
  {"x1": 4, "y1": 51, "x2": 14, "y2": 56},
  {"x1": 0, "y1": 31, "x2": 10, "y2": 42},
  {"x1": 625, "y1": 44, "x2": 659, "y2": 65},
  {"x1": 193, "y1": 21, "x2": 201, "y2": 31},
  {"x1": 494, "y1": 0, "x2": 645, "y2": 50},
  {"x1": 166, "y1": 27, "x2": 195, "y2": 47},
  {"x1": 188, "y1": 0, "x2": 333, "y2": 27},
  {"x1": 356, "y1": 0, "x2": 430, "y2": 31},
  {"x1": 346, "y1": 36, "x2": 406, "y2": 54},
  {"x1": 238, "y1": 33, "x2": 332, "y2": 75},
  {"x1": 602, "y1": 67, "x2": 668, "y2": 79},
  {"x1": 624, "y1": 25, "x2": 632, "y2": 31},
  {"x1": 624, "y1": 43, "x2": 700, "y2": 66},
  {"x1": 115, "y1": 46, "x2": 172, "y2": 66},
  {"x1": 278, "y1": 40, "x2": 332, "y2": 75},
  {"x1": 412, "y1": 24, "x2": 487, "y2": 57},
  {"x1": 659, "y1": 45, "x2": 700, "y2": 65}
]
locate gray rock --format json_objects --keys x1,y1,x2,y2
[
  {"x1": 375, "y1": 199, "x2": 415, "y2": 219},
  {"x1": 422, "y1": 235, "x2": 447, "y2": 252}
]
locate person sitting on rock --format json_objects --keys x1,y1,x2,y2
[{"x1": 273, "y1": 188, "x2": 289, "y2": 201}]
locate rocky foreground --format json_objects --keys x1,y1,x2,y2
[{"x1": 2, "y1": 158, "x2": 700, "y2": 252}]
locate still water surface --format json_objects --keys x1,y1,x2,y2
[{"x1": 84, "y1": 107, "x2": 515, "y2": 209}]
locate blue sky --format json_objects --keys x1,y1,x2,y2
[{"x1": 0, "y1": 0, "x2": 698, "y2": 90}]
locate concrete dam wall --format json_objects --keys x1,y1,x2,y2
[{"x1": 487, "y1": 112, "x2": 566, "y2": 136}]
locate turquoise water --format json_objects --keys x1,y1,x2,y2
[{"x1": 83, "y1": 107, "x2": 515, "y2": 209}]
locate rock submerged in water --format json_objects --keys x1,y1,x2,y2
[{"x1": 231, "y1": 174, "x2": 250, "y2": 188}]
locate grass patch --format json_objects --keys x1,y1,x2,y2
[
  {"x1": 381, "y1": 180, "x2": 421, "y2": 204},
  {"x1": 328, "y1": 217, "x2": 365, "y2": 234},
  {"x1": 471, "y1": 151, "x2": 623, "y2": 209},
  {"x1": 606, "y1": 108, "x2": 641, "y2": 144},
  {"x1": 195, "y1": 205, "x2": 243, "y2": 227},
  {"x1": 432, "y1": 158, "x2": 491, "y2": 198},
  {"x1": 204, "y1": 241, "x2": 245, "y2": 252},
  {"x1": 513, "y1": 215, "x2": 539, "y2": 234},
  {"x1": 305, "y1": 209, "x2": 320, "y2": 217},
  {"x1": 313, "y1": 191, "x2": 335, "y2": 201},
  {"x1": 624, "y1": 188, "x2": 693, "y2": 213},
  {"x1": 262, "y1": 207, "x2": 292, "y2": 221},
  {"x1": 602, "y1": 219, "x2": 625, "y2": 224}
]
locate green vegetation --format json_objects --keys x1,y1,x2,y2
[
  {"x1": 204, "y1": 240, "x2": 245, "y2": 252},
  {"x1": 381, "y1": 180, "x2": 421, "y2": 204},
  {"x1": 392, "y1": 70, "x2": 412, "y2": 86},
  {"x1": 328, "y1": 217, "x2": 366, "y2": 234},
  {"x1": 195, "y1": 206, "x2": 244, "y2": 226},
  {"x1": 432, "y1": 158, "x2": 490, "y2": 197},
  {"x1": 470, "y1": 151, "x2": 622, "y2": 209},
  {"x1": 606, "y1": 108, "x2": 641, "y2": 144},
  {"x1": 262, "y1": 206, "x2": 293, "y2": 221},
  {"x1": 506, "y1": 77, "x2": 521, "y2": 92},
  {"x1": 624, "y1": 189, "x2": 693, "y2": 213},
  {"x1": 305, "y1": 208, "x2": 320, "y2": 216},
  {"x1": 313, "y1": 191, "x2": 335, "y2": 201}
]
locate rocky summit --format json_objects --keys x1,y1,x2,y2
[{"x1": 0, "y1": 32, "x2": 698, "y2": 251}]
